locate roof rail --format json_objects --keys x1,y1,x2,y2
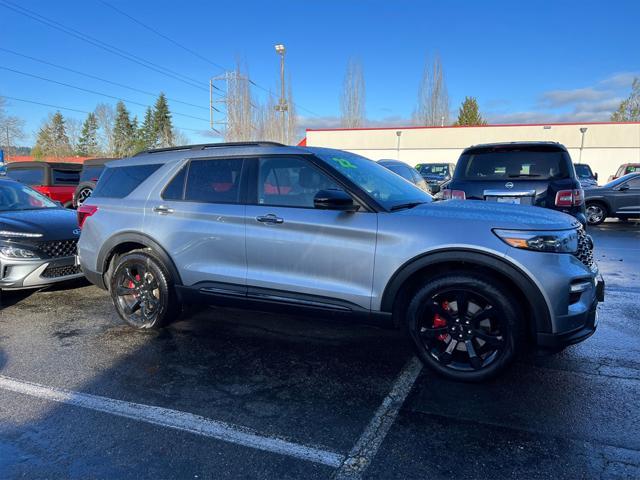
[{"x1": 134, "y1": 142, "x2": 286, "y2": 156}]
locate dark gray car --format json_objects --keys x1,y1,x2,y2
[
  {"x1": 377, "y1": 159, "x2": 430, "y2": 193},
  {"x1": 584, "y1": 172, "x2": 640, "y2": 225}
]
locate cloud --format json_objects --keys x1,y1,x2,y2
[
  {"x1": 598, "y1": 72, "x2": 639, "y2": 89},
  {"x1": 538, "y1": 88, "x2": 608, "y2": 108}
]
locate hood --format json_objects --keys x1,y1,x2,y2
[
  {"x1": 398, "y1": 200, "x2": 580, "y2": 230},
  {"x1": 0, "y1": 208, "x2": 80, "y2": 241}
]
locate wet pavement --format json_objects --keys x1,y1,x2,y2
[{"x1": 0, "y1": 220, "x2": 638, "y2": 479}]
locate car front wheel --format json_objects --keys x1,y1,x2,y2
[
  {"x1": 109, "y1": 249, "x2": 181, "y2": 329},
  {"x1": 405, "y1": 272, "x2": 522, "y2": 382},
  {"x1": 586, "y1": 202, "x2": 607, "y2": 225}
]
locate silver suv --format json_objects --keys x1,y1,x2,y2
[{"x1": 78, "y1": 142, "x2": 604, "y2": 382}]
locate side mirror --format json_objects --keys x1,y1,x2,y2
[
  {"x1": 314, "y1": 189, "x2": 359, "y2": 211},
  {"x1": 594, "y1": 172, "x2": 598, "y2": 180},
  {"x1": 619, "y1": 184, "x2": 630, "y2": 191}
]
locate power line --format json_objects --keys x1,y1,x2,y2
[
  {"x1": 0, "y1": 47, "x2": 209, "y2": 111},
  {"x1": 0, "y1": 66, "x2": 211, "y2": 123},
  {"x1": 1, "y1": 95, "x2": 212, "y2": 134},
  {"x1": 99, "y1": 1, "x2": 323, "y2": 118},
  {"x1": 0, "y1": 0, "x2": 208, "y2": 92}
]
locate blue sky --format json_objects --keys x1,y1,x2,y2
[{"x1": 1, "y1": 0, "x2": 638, "y2": 145}]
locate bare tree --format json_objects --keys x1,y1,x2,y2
[
  {"x1": 0, "y1": 96, "x2": 26, "y2": 158},
  {"x1": 286, "y1": 80, "x2": 298, "y2": 144},
  {"x1": 223, "y1": 64, "x2": 255, "y2": 142},
  {"x1": 94, "y1": 103, "x2": 115, "y2": 156},
  {"x1": 340, "y1": 58, "x2": 366, "y2": 128},
  {"x1": 65, "y1": 117, "x2": 83, "y2": 155},
  {"x1": 256, "y1": 93, "x2": 280, "y2": 143},
  {"x1": 172, "y1": 128, "x2": 190, "y2": 146},
  {"x1": 413, "y1": 55, "x2": 450, "y2": 126}
]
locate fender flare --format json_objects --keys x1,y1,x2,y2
[
  {"x1": 96, "y1": 231, "x2": 183, "y2": 286},
  {"x1": 380, "y1": 248, "x2": 552, "y2": 333}
]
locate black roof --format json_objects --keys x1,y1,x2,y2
[
  {"x1": 464, "y1": 141, "x2": 567, "y2": 153},
  {"x1": 82, "y1": 158, "x2": 117, "y2": 167},
  {"x1": 134, "y1": 142, "x2": 285, "y2": 156},
  {"x1": 6, "y1": 161, "x2": 82, "y2": 170}
]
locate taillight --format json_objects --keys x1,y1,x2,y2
[
  {"x1": 555, "y1": 189, "x2": 583, "y2": 207},
  {"x1": 77, "y1": 204, "x2": 98, "y2": 229},
  {"x1": 444, "y1": 189, "x2": 466, "y2": 200}
]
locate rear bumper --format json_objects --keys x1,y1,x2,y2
[{"x1": 536, "y1": 275, "x2": 604, "y2": 351}]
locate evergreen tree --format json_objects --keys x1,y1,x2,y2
[
  {"x1": 139, "y1": 107, "x2": 156, "y2": 150},
  {"x1": 76, "y1": 112, "x2": 100, "y2": 156},
  {"x1": 153, "y1": 93, "x2": 174, "y2": 147},
  {"x1": 611, "y1": 78, "x2": 640, "y2": 122},
  {"x1": 33, "y1": 111, "x2": 72, "y2": 158},
  {"x1": 454, "y1": 97, "x2": 487, "y2": 126},
  {"x1": 112, "y1": 101, "x2": 136, "y2": 157}
]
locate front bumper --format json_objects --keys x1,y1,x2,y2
[
  {"x1": 0, "y1": 255, "x2": 84, "y2": 290},
  {"x1": 536, "y1": 274, "x2": 604, "y2": 351}
]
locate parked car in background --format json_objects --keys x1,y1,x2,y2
[
  {"x1": 79, "y1": 142, "x2": 602, "y2": 382},
  {"x1": 377, "y1": 159, "x2": 430, "y2": 193},
  {"x1": 574, "y1": 163, "x2": 598, "y2": 188},
  {"x1": 73, "y1": 158, "x2": 115, "y2": 208},
  {"x1": 7, "y1": 161, "x2": 81, "y2": 208},
  {"x1": 0, "y1": 177, "x2": 82, "y2": 291},
  {"x1": 608, "y1": 163, "x2": 640, "y2": 182},
  {"x1": 584, "y1": 172, "x2": 640, "y2": 225},
  {"x1": 415, "y1": 163, "x2": 455, "y2": 194},
  {"x1": 443, "y1": 142, "x2": 587, "y2": 226},
  {"x1": 0, "y1": 149, "x2": 6, "y2": 176}
]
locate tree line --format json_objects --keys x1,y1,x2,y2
[{"x1": 30, "y1": 93, "x2": 184, "y2": 159}]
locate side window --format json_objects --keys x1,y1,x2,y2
[
  {"x1": 388, "y1": 165, "x2": 414, "y2": 182},
  {"x1": 7, "y1": 167, "x2": 45, "y2": 185},
  {"x1": 52, "y1": 169, "x2": 80, "y2": 185},
  {"x1": 624, "y1": 178, "x2": 640, "y2": 189},
  {"x1": 184, "y1": 158, "x2": 244, "y2": 204},
  {"x1": 92, "y1": 164, "x2": 162, "y2": 198},
  {"x1": 162, "y1": 166, "x2": 187, "y2": 200},
  {"x1": 257, "y1": 157, "x2": 341, "y2": 208}
]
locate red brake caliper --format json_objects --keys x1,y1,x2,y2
[
  {"x1": 433, "y1": 300, "x2": 449, "y2": 342},
  {"x1": 127, "y1": 274, "x2": 141, "y2": 293}
]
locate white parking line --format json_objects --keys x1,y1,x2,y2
[
  {"x1": 334, "y1": 356, "x2": 423, "y2": 479},
  {"x1": 0, "y1": 374, "x2": 345, "y2": 468}
]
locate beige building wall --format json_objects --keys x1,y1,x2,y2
[{"x1": 305, "y1": 122, "x2": 640, "y2": 181}]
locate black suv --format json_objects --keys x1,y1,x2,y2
[
  {"x1": 72, "y1": 158, "x2": 114, "y2": 208},
  {"x1": 443, "y1": 142, "x2": 586, "y2": 226}
]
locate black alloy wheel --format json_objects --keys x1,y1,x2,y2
[
  {"x1": 76, "y1": 186, "x2": 93, "y2": 207},
  {"x1": 109, "y1": 250, "x2": 180, "y2": 329},
  {"x1": 406, "y1": 273, "x2": 521, "y2": 382}
]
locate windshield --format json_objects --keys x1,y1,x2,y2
[
  {"x1": 417, "y1": 164, "x2": 449, "y2": 177},
  {"x1": 312, "y1": 148, "x2": 432, "y2": 210},
  {"x1": 574, "y1": 164, "x2": 594, "y2": 178},
  {"x1": 0, "y1": 181, "x2": 58, "y2": 211},
  {"x1": 458, "y1": 148, "x2": 571, "y2": 180}
]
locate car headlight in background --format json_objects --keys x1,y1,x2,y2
[
  {"x1": 0, "y1": 245, "x2": 40, "y2": 259},
  {"x1": 0, "y1": 231, "x2": 43, "y2": 238},
  {"x1": 493, "y1": 228, "x2": 578, "y2": 253}
]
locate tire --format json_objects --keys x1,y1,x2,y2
[
  {"x1": 405, "y1": 272, "x2": 523, "y2": 382},
  {"x1": 586, "y1": 202, "x2": 607, "y2": 226},
  {"x1": 74, "y1": 182, "x2": 95, "y2": 208},
  {"x1": 108, "y1": 249, "x2": 181, "y2": 329}
]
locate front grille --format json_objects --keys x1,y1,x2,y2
[
  {"x1": 37, "y1": 239, "x2": 78, "y2": 258},
  {"x1": 575, "y1": 227, "x2": 595, "y2": 270},
  {"x1": 41, "y1": 264, "x2": 82, "y2": 279}
]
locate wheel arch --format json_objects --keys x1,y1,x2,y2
[
  {"x1": 380, "y1": 249, "x2": 552, "y2": 336},
  {"x1": 97, "y1": 231, "x2": 183, "y2": 287}
]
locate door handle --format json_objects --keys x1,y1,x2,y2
[
  {"x1": 153, "y1": 205, "x2": 174, "y2": 215},
  {"x1": 256, "y1": 214, "x2": 284, "y2": 224}
]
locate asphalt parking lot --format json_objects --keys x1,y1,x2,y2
[{"x1": 0, "y1": 221, "x2": 638, "y2": 479}]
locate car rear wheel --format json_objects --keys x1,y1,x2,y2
[
  {"x1": 109, "y1": 249, "x2": 181, "y2": 329},
  {"x1": 405, "y1": 272, "x2": 522, "y2": 382},
  {"x1": 75, "y1": 185, "x2": 94, "y2": 207},
  {"x1": 586, "y1": 202, "x2": 607, "y2": 225}
]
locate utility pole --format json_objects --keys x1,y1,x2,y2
[
  {"x1": 396, "y1": 130, "x2": 402, "y2": 160},
  {"x1": 579, "y1": 127, "x2": 588, "y2": 163},
  {"x1": 274, "y1": 44, "x2": 288, "y2": 144}
]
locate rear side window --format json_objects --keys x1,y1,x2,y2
[
  {"x1": 92, "y1": 164, "x2": 161, "y2": 199},
  {"x1": 7, "y1": 166, "x2": 45, "y2": 185},
  {"x1": 162, "y1": 166, "x2": 187, "y2": 200},
  {"x1": 457, "y1": 149, "x2": 570, "y2": 181},
  {"x1": 184, "y1": 158, "x2": 244, "y2": 204},
  {"x1": 52, "y1": 169, "x2": 80, "y2": 185}
]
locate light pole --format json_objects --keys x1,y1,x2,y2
[
  {"x1": 274, "y1": 44, "x2": 288, "y2": 144},
  {"x1": 579, "y1": 127, "x2": 588, "y2": 163},
  {"x1": 396, "y1": 130, "x2": 402, "y2": 160}
]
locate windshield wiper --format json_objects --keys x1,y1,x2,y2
[
  {"x1": 390, "y1": 202, "x2": 426, "y2": 211},
  {"x1": 508, "y1": 173, "x2": 542, "y2": 178}
]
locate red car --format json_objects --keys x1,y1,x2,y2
[
  {"x1": 608, "y1": 163, "x2": 640, "y2": 182},
  {"x1": 6, "y1": 161, "x2": 81, "y2": 208}
]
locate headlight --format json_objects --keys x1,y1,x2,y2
[
  {"x1": 0, "y1": 245, "x2": 40, "y2": 259},
  {"x1": 493, "y1": 229, "x2": 578, "y2": 253},
  {"x1": 0, "y1": 231, "x2": 43, "y2": 238}
]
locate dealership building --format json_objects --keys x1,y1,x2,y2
[{"x1": 302, "y1": 121, "x2": 640, "y2": 181}]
